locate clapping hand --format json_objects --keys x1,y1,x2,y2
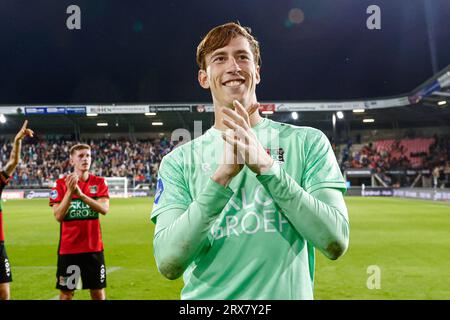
[{"x1": 221, "y1": 100, "x2": 273, "y2": 175}]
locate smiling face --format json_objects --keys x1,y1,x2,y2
[
  {"x1": 199, "y1": 36, "x2": 260, "y2": 109},
  {"x1": 196, "y1": 23, "x2": 261, "y2": 110}
]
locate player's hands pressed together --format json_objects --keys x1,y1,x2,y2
[
  {"x1": 65, "y1": 173, "x2": 79, "y2": 194},
  {"x1": 65, "y1": 173, "x2": 86, "y2": 198},
  {"x1": 221, "y1": 100, "x2": 274, "y2": 175},
  {"x1": 74, "y1": 184, "x2": 84, "y2": 197},
  {"x1": 211, "y1": 101, "x2": 261, "y2": 187}
]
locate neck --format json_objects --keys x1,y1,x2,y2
[
  {"x1": 76, "y1": 170, "x2": 89, "y2": 181},
  {"x1": 213, "y1": 100, "x2": 263, "y2": 131}
]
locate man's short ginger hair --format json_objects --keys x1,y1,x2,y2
[
  {"x1": 196, "y1": 22, "x2": 261, "y2": 71},
  {"x1": 70, "y1": 144, "x2": 91, "y2": 156}
]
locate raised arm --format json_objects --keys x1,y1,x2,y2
[{"x1": 4, "y1": 120, "x2": 34, "y2": 176}]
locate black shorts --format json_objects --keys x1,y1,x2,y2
[
  {"x1": 0, "y1": 242, "x2": 12, "y2": 284},
  {"x1": 56, "y1": 251, "x2": 106, "y2": 290}
]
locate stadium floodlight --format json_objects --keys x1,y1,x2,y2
[
  {"x1": 0, "y1": 114, "x2": 6, "y2": 124},
  {"x1": 145, "y1": 112, "x2": 156, "y2": 116},
  {"x1": 336, "y1": 111, "x2": 344, "y2": 119},
  {"x1": 288, "y1": 8, "x2": 305, "y2": 24},
  {"x1": 363, "y1": 118, "x2": 375, "y2": 123},
  {"x1": 437, "y1": 100, "x2": 447, "y2": 106},
  {"x1": 97, "y1": 122, "x2": 108, "y2": 126},
  {"x1": 86, "y1": 113, "x2": 98, "y2": 117},
  {"x1": 261, "y1": 110, "x2": 273, "y2": 115},
  {"x1": 353, "y1": 109, "x2": 365, "y2": 113},
  {"x1": 291, "y1": 112, "x2": 298, "y2": 120},
  {"x1": 152, "y1": 122, "x2": 163, "y2": 126}
]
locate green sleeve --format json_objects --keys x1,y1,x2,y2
[
  {"x1": 150, "y1": 154, "x2": 192, "y2": 223},
  {"x1": 257, "y1": 161, "x2": 349, "y2": 260},
  {"x1": 151, "y1": 154, "x2": 234, "y2": 279},
  {"x1": 302, "y1": 129, "x2": 347, "y2": 194}
]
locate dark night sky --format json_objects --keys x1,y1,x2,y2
[{"x1": 0, "y1": 0, "x2": 449, "y2": 104}]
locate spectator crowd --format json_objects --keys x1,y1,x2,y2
[
  {"x1": 1, "y1": 134, "x2": 449, "y2": 189},
  {"x1": 0, "y1": 136, "x2": 182, "y2": 189},
  {"x1": 338, "y1": 134, "x2": 450, "y2": 187}
]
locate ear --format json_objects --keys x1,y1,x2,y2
[
  {"x1": 255, "y1": 65, "x2": 261, "y2": 85},
  {"x1": 198, "y1": 69, "x2": 210, "y2": 89}
]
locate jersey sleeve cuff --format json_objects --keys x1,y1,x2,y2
[
  {"x1": 256, "y1": 161, "x2": 281, "y2": 179},
  {"x1": 196, "y1": 178, "x2": 234, "y2": 217}
]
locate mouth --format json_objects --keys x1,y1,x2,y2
[{"x1": 222, "y1": 79, "x2": 245, "y2": 88}]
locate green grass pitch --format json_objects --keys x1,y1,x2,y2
[{"x1": 1, "y1": 196, "x2": 449, "y2": 299}]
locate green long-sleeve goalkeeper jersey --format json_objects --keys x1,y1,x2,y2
[{"x1": 151, "y1": 118, "x2": 349, "y2": 300}]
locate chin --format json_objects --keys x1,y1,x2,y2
[
  {"x1": 216, "y1": 93, "x2": 248, "y2": 109},
  {"x1": 226, "y1": 96, "x2": 247, "y2": 107},
  {"x1": 221, "y1": 100, "x2": 233, "y2": 108}
]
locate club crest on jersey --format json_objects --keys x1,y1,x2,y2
[
  {"x1": 265, "y1": 147, "x2": 285, "y2": 164},
  {"x1": 89, "y1": 186, "x2": 98, "y2": 194},
  {"x1": 50, "y1": 189, "x2": 58, "y2": 200},
  {"x1": 154, "y1": 178, "x2": 164, "y2": 204}
]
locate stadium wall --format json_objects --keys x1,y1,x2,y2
[
  {"x1": 3, "y1": 187, "x2": 448, "y2": 203},
  {"x1": 80, "y1": 132, "x2": 173, "y2": 140},
  {"x1": 1, "y1": 189, "x2": 153, "y2": 200},
  {"x1": 347, "y1": 187, "x2": 450, "y2": 202},
  {"x1": 1, "y1": 132, "x2": 174, "y2": 141}
]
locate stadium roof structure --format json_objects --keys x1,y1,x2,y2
[
  {"x1": 1, "y1": 1, "x2": 449, "y2": 139},
  {"x1": 2, "y1": 65, "x2": 450, "y2": 137},
  {"x1": 1, "y1": 1, "x2": 450, "y2": 104}
]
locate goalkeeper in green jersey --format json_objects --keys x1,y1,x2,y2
[{"x1": 151, "y1": 22, "x2": 349, "y2": 300}]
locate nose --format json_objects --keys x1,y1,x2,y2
[{"x1": 226, "y1": 57, "x2": 242, "y2": 74}]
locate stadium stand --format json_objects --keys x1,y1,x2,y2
[
  {"x1": 339, "y1": 134, "x2": 450, "y2": 187},
  {"x1": 0, "y1": 137, "x2": 183, "y2": 189},
  {"x1": 0, "y1": 133, "x2": 448, "y2": 190}
]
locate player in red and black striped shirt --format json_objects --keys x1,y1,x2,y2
[
  {"x1": 0, "y1": 120, "x2": 34, "y2": 300},
  {"x1": 49, "y1": 144, "x2": 109, "y2": 300}
]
